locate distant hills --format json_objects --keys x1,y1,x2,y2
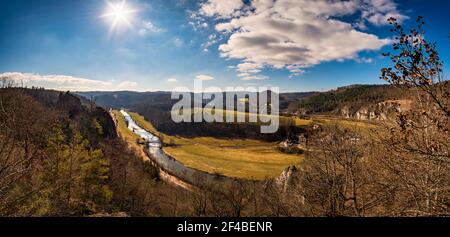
[
  {"x1": 77, "y1": 84, "x2": 410, "y2": 117},
  {"x1": 74, "y1": 84, "x2": 412, "y2": 140}
]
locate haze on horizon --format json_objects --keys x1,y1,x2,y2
[{"x1": 0, "y1": 0, "x2": 449, "y2": 92}]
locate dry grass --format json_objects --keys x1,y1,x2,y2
[
  {"x1": 164, "y1": 143, "x2": 300, "y2": 180},
  {"x1": 111, "y1": 110, "x2": 148, "y2": 160},
  {"x1": 129, "y1": 111, "x2": 302, "y2": 180},
  {"x1": 117, "y1": 110, "x2": 376, "y2": 180}
]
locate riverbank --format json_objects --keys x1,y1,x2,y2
[{"x1": 128, "y1": 111, "x2": 302, "y2": 180}]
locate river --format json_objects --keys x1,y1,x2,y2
[{"x1": 119, "y1": 110, "x2": 234, "y2": 187}]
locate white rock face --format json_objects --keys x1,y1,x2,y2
[
  {"x1": 275, "y1": 165, "x2": 298, "y2": 192},
  {"x1": 340, "y1": 100, "x2": 412, "y2": 121}
]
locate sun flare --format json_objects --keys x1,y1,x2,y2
[{"x1": 101, "y1": 0, "x2": 136, "y2": 33}]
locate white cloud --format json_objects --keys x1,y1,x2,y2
[
  {"x1": 138, "y1": 20, "x2": 164, "y2": 36},
  {"x1": 167, "y1": 78, "x2": 178, "y2": 82},
  {"x1": 188, "y1": 11, "x2": 211, "y2": 31},
  {"x1": 0, "y1": 72, "x2": 141, "y2": 91},
  {"x1": 356, "y1": 0, "x2": 408, "y2": 29},
  {"x1": 200, "y1": 0, "x2": 245, "y2": 19},
  {"x1": 195, "y1": 74, "x2": 214, "y2": 81},
  {"x1": 356, "y1": 57, "x2": 374, "y2": 63},
  {"x1": 172, "y1": 37, "x2": 184, "y2": 48},
  {"x1": 117, "y1": 81, "x2": 138, "y2": 88},
  {"x1": 236, "y1": 62, "x2": 263, "y2": 74},
  {"x1": 201, "y1": 33, "x2": 223, "y2": 52},
  {"x1": 198, "y1": 0, "x2": 406, "y2": 80},
  {"x1": 286, "y1": 65, "x2": 305, "y2": 77},
  {"x1": 239, "y1": 75, "x2": 268, "y2": 81}
]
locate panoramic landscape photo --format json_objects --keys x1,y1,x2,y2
[{"x1": 0, "y1": 0, "x2": 449, "y2": 219}]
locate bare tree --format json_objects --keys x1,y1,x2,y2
[
  {"x1": 207, "y1": 181, "x2": 255, "y2": 217},
  {"x1": 296, "y1": 124, "x2": 390, "y2": 216},
  {"x1": 378, "y1": 16, "x2": 449, "y2": 216},
  {"x1": 259, "y1": 180, "x2": 292, "y2": 217}
]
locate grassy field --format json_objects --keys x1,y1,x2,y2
[
  {"x1": 164, "y1": 143, "x2": 300, "y2": 180},
  {"x1": 179, "y1": 107, "x2": 312, "y2": 127},
  {"x1": 310, "y1": 115, "x2": 381, "y2": 138},
  {"x1": 174, "y1": 107, "x2": 377, "y2": 129},
  {"x1": 311, "y1": 116, "x2": 378, "y2": 129},
  {"x1": 111, "y1": 110, "x2": 139, "y2": 141},
  {"x1": 128, "y1": 111, "x2": 302, "y2": 180},
  {"x1": 111, "y1": 110, "x2": 149, "y2": 160},
  {"x1": 115, "y1": 109, "x2": 376, "y2": 180}
]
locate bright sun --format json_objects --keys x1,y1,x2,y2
[{"x1": 101, "y1": 0, "x2": 137, "y2": 33}]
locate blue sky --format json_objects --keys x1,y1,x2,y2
[{"x1": 0, "y1": 0, "x2": 449, "y2": 92}]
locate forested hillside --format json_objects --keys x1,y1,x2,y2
[
  {"x1": 291, "y1": 84, "x2": 411, "y2": 114},
  {"x1": 78, "y1": 84, "x2": 411, "y2": 122},
  {"x1": 78, "y1": 91, "x2": 305, "y2": 141},
  {"x1": 0, "y1": 86, "x2": 185, "y2": 216}
]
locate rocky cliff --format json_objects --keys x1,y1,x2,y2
[{"x1": 339, "y1": 99, "x2": 412, "y2": 121}]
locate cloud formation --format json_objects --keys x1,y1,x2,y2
[
  {"x1": 195, "y1": 74, "x2": 214, "y2": 81},
  {"x1": 0, "y1": 72, "x2": 141, "y2": 91},
  {"x1": 360, "y1": 0, "x2": 408, "y2": 27},
  {"x1": 200, "y1": 0, "x2": 245, "y2": 19},
  {"x1": 172, "y1": 37, "x2": 184, "y2": 48},
  {"x1": 138, "y1": 20, "x2": 164, "y2": 36},
  {"x1": 198, "y1": 0, "x2": 406, "y2": 80}
]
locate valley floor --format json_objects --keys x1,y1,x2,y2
[
  {"x1": 113, "y1": 110, "x2": 302, "y2": 180},
  {"x1": 112, "y1": 108, "x2": 380, "y2": 180}
]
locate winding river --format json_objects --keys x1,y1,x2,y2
[{"x1": 119, "y1": 110, "x2": 234, "y2": 187}]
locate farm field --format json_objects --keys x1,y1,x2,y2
[
  {"x1": 128, "y1": 111, "x2": 302, "y2": 180},
  {"x1": 175, "y1": 107, "x2": 377, "y2": 129},
  {"x1": 177, "y1": 107, "x2": 313, "y2": 127},
  {"x1": 114, "y1": 109, "x2": 377, "y2": 180}
]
